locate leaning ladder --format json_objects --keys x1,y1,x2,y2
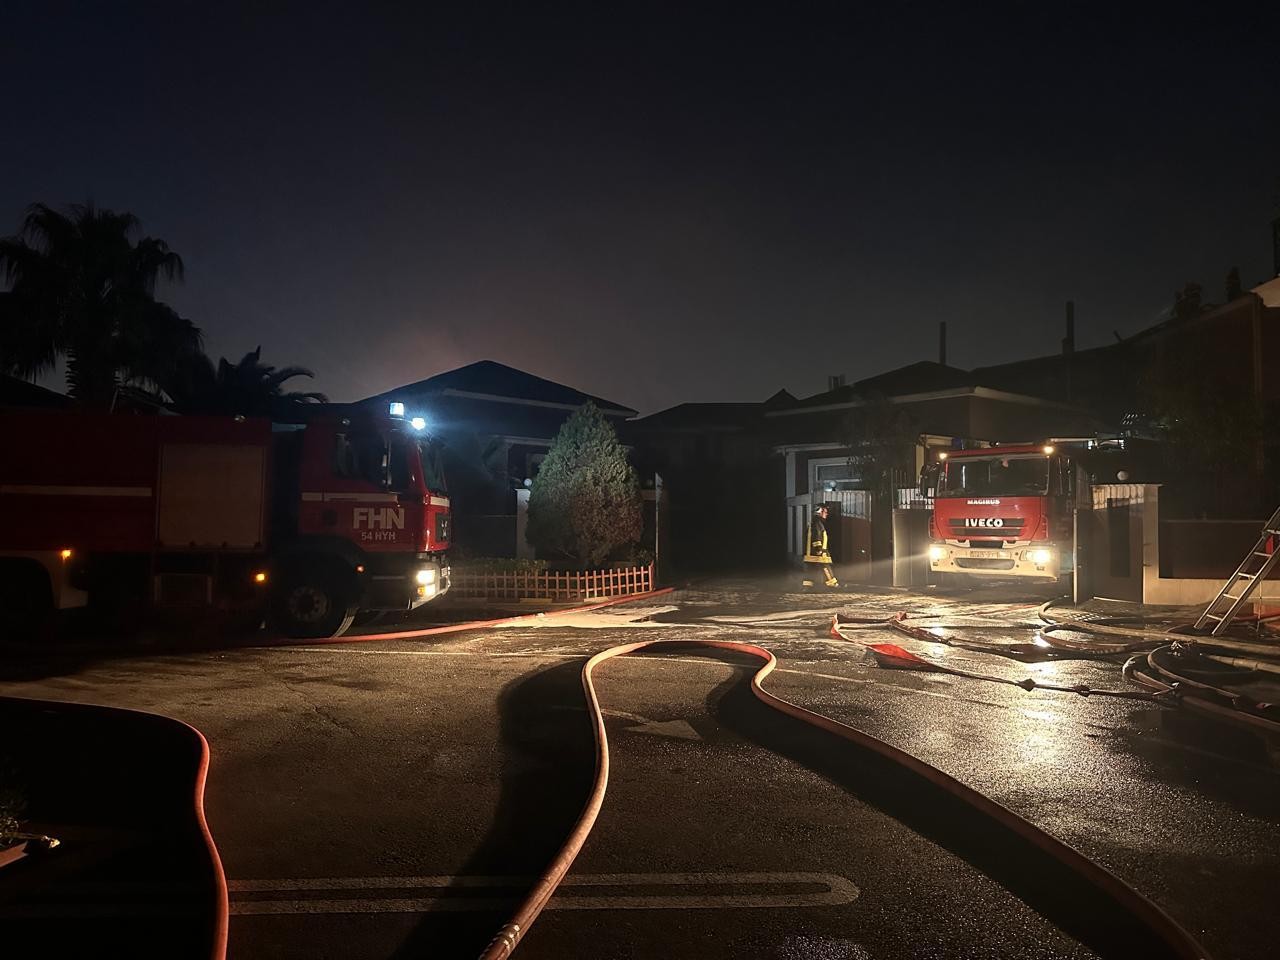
[{"x1": 1194, "y1": 505, "x2": 1280, "y2": 635}]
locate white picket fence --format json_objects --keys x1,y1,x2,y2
[{"x1": 451, "y1": 564, "x2": 655, "y2": 601}]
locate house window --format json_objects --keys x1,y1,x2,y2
[{"x1": 810, "y1": 458, "x2": 862, "y2": 492}]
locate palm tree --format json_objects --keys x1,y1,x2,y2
[
  {"x1": 164, "y1": 346, "x2": 327, "y2": 416},
  {"x1": 0, "y1": 203, "x2": 201, "y2": 408}
]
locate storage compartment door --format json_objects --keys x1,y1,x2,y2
[{"x1": 157, "y1": 444, "x2": 266, "y2": 549}]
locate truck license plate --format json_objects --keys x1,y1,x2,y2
[{"x1": 969, "y1": 550, "x2": 1003, "y2": 559}]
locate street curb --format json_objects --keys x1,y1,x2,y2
[
  {"x1": 0, "y1": 696, "x2": 229, "y2": 960},
  {"x1": 261, "y1": 585, "x2": 679, "y2": 647}
]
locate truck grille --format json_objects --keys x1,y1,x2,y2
[
  {"x1": 955, "y1": 557, "x2": 1016, "y2": 570},
  {"x1": 948, "y1": 518, "x2": 1025, "y2": 538},
  {"x1": 435, "y1": 513, "x2": 450, "y2": 544}
]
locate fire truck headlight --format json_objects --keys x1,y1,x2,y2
[
  {"x1": 416, "y1": 568, "x2": 436, "y2": 585},
  {"x1": 410, "y1": 416, "x2": 427, "y2": 431},
  {"x1": 1028, "y1": 548, "x2": 1053, "y2": 565},
  {"x1": 928, "y1": 545, "x2": 947, "y2": 562}
]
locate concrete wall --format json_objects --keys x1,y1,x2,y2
[
  {"x1": 1089, "y1": 483, "x2": 1280, "y2": 607},
  {"x1": 1159, "y1": 519, "x2": 1279, "y2": 579}
]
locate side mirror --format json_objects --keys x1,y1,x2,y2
[{"x1": 919, "y1": 462, "x2": 940, "y2": 497}]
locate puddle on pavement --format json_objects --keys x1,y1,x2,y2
[{"x1": 1108, "y1": 706, "x2": 1280, "y2": 817}]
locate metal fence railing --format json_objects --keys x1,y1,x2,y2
[{"x1": 895, "y1": 486, "x2": 933, "y2": 510}]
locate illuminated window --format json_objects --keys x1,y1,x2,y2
[{"x1": 811, "y1": 459, "x2": 862, "y2": 491}]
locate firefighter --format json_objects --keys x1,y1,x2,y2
[{"x1": 803, "y1": 504, "x2": 839, "y2": 588}]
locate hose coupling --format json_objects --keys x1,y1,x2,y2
[{"x1": 482, "y1": 922, "x2": 522, "y2": 958}]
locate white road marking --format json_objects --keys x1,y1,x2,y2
[
  {"x1": 227, "y1": 871, "x2": 859, "y2": 914},
  {"x1": 492, "y1": 605, "x2": 683, "y2": 630},
  {"x1": 551, "y1": 705, "x2": 705, "y2": 740},
  {"x1": 702, "y1": 608, "x2": 840, "y2": 624}
]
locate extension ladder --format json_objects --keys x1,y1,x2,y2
[{"x1": 1194, "y1": 505, "x2": 1280, "y2": 635}]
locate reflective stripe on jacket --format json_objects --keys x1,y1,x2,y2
[{"x1": 804, "y1": 515, "x2": 831, "y2": 564}]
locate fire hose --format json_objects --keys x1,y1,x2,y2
[
  {"x1": 827, "y1": 613, "x2": 1162, "y2": 700},
  {"x1": 833, "y1": 608, "x2": 1280, "y2": 733},
  {"x1": 1036, "y1": 599, "x2": 1280, "y2": 657},
  {"x1": 1123, "y1": 646, "x2": 1280, "y2": 735},
  {"x1": 477, "y1": 638, "x2": 1210, "y2": 960},
  {"x1": 1030, "y1": 601, "x2": 1280, "y2": 733}
]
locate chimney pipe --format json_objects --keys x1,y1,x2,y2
[
  {"x1": 1062, "y1": 301, "x2": 1075, "y2": 405},
  {"x1": 939, "y1": 321, "x2": 947, "y2": 366}
]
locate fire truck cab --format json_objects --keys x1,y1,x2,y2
[{"x1": 924, "y1": 443, "x2": 1080, "y2": 583}]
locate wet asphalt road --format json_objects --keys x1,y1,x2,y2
[{"x1": 2, "y1": 578, "x2": 1278, "y2": 959}]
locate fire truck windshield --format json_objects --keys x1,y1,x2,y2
[
  {"x1": 937, "y1": 455, "x2": 1049, "y2": 498},
  {"x1": 385, "y1": 434, "x2": 448, "y2": 495},
  {"x1": 418, "y1": 440, "x2": 447, "y2": 494}
]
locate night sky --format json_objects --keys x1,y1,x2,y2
[{"x1": 3, "y1": 3, "x2": 1278, "y2": 414}]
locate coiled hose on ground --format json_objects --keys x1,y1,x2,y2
[
  {"x1": 828, "y1": 613, "x2": 1162, "y2": 700},
  {"x1": 843, "y1": 601, "x2": 1280, "y2": 732},
  {"x1": 477, "y1": 638, "x2": 1210, "y2": 960},
  {"x1": 1036, "y1": 599, "x2": 1280, "y2": 657},
  {"x1": 1036, "y1": 600, "x2": 1280, "y2": 734}
]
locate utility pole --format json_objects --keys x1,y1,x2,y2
[{"x1": 653, "y1": 472, "x2": 662, "y2": 585}]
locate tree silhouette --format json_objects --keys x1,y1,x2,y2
[
  {"x1": 841, "y1": 392, "x2": 921, "y2": 496},
  {"x1": 1225, "y1": 266, "x2": 1243, "y2": 302},
  {"x1": 164, "y1": 346, "x2": 326, "y2": 416},
  {"x1": 0, "y1": 203, "x2": 200, "y2": 408},
  {"x1": 1140, "y1": 350, "x2": 1269, "y2": 515},
  {"x1": 527, "y1": 403, "x2": 641, "y2": 567}
]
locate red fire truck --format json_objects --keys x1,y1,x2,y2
[
  {"x1": 922, "y1": 441, "x2": 1111, "y2": 585},
  {"x1": 0, "y1": 404, "x2": 451, "y2": 638}
]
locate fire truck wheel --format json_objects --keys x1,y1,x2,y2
[{"x1": 270, "y1": 569, "x2": 357, "y2": 639}]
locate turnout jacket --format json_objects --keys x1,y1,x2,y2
[{"x1": 804, "y1": 514, "x2": 832, "y2": 564}]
